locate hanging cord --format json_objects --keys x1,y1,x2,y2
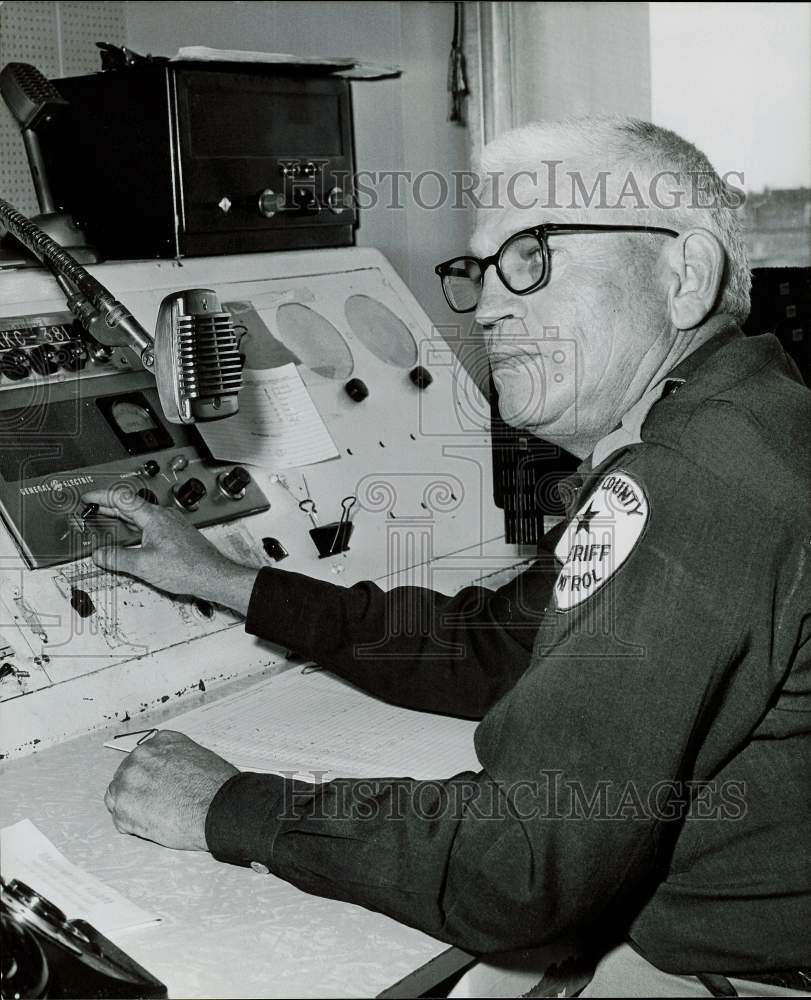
[{"x1": 448, "y1": 1, "x2": 469, "y2": 124}]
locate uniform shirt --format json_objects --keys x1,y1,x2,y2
[{"x1": 206, "y1": 321, "x2": 811, "y2": 974}]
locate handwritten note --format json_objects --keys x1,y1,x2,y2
[
  {"x1": 197, "y1": 364, "x2": 338, "y2": 470},
  {"x1": 0, "y1": 819, "x2": 160, "y2": 934}
]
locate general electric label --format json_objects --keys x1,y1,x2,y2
[{"x1": 553, "y1": 470, "x2": 649, "y2": 610}]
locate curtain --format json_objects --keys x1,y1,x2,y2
[{"x1": 464, "y1": 2, "x2": 652, "y2": 159}]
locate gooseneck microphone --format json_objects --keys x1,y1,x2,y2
[
  {"x1": 0, "y1": 62, "x2": 97, "y2": 263},
  {"x1": 0, "y1": 196, "x2": 242, "y2": 424}
]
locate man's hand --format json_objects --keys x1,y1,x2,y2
[
  {"x1": 81, "y1": 488, "x2": 257, "y2": 613},
  {"x1": 105, "y1": 731, "x2": 239, "y2": 851}
]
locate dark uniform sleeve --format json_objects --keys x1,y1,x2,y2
[
  {"x1": 243, "y1": 523, "x2": 564, "y2": 719},
  {"x1": 208, "y1": 445, "x2": 799, "y2": 954}
]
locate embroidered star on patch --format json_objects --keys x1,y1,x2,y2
[{"x1": 553, "y1": 470, "x2": 649, "y2": 610}]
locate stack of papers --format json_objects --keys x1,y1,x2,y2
[{"x1": 106, "y1": 669, "x2": 480, "y2": 783}]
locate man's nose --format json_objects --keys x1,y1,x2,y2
[{"x1": 474, "y1": 266, "x2": 527, "y2": 327}]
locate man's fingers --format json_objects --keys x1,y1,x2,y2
[
  {"x1": 92, "y1": 543, "x2": 142, "y2": 577},
  {"x1": 81, "y1": 488, "x2": 153, "y2": 529}
]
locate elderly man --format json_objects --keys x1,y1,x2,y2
[{"x1": 84, "y1": 118, "x2": 810, "y2": 997}]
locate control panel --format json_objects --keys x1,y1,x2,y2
[
  {"x1": 0, "y1": 248, "x2": 528, "y2": 758},
  {"x1": 0, "y1": 369, "x2": 269, "y2": 569}
]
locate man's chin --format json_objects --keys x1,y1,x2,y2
[{"x1": 497, "y1": 396, "x2": 579, "y2": 443}]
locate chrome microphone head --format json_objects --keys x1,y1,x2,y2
[{"x1": 154, "y1": 289, "x2": 242, "y2": 424}]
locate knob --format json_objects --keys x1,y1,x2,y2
[
  {"x1": 142, "y1": 460, "x2": 160, "y2": 478},
  {"x1": 173, "y1": 477, "x2": 207, "y2": 511},
  {"x1": 29, "y1": 344, "x2": 60, "y2": 376},
  {"x1": 409, "y1": 365, "x2": 433, "y2": 389},
  {"x1": 292, "y1": 187, "x2": 319, "y2": 214},
  {"x1": 1, "y1": 349, "x2": 31, "y2": 381},
  {"x1": 58, "y1": 341, "x2": 88, "y2": 372},
  {"x1": 258, "y1": 188, "x2": 280, "y2": 218},
  {"x1": 326, "y1": 187, "x2": 348, "y2": 214},
  {"x1": 218, "y1": 465, "x2": 251, "y2": 499},
  {"x1": 89, "y1": 343, "x2": 112, "y2": 364},
  {"x1": 344, "y1": 378, "x2": 369, "y2": 402},
  {"x1": 262, "y1": 537, "x2": 288, "y2": 562}
]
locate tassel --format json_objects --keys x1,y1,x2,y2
[{"x1": 448, "y1": 1, "x2": 469, "y2": 125}]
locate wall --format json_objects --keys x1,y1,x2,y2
[
  {"x1": 511, "y1": 1, "x2": 651, "y2": 122},
  {"x1": 0, "y1": 1, "x2": 126, "y2": 215}
]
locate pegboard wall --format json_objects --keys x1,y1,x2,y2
[{"x1": 0, "y1": 1, "x2": 126, "y2": 215}]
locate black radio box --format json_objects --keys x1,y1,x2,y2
[{"x1": 38, "y1": 63, "x2": 357, "y2": 259}]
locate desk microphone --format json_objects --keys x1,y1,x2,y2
[
  {"x1": 0, "y1": 61, "x2": 98, "y2": 263},
  {"x1": 154, "y1": 289, "x2": 242, "y2": 423},
  {"x1": 0, "y1": 196, "x2": 242, "y2": 424}
]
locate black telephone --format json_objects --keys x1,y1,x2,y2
[{"x1": 0, "y1": 878, "x2": 166, "y2": 999}]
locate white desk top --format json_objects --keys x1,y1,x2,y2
[{"x1": 0, "y1": 679, "x2": 469, "y2": 999}]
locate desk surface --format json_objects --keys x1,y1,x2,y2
[{"x1": 0, "y1": 679, "x2": 468, "y2": 999}]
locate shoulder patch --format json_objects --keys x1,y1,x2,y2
[{"x1": 553, "y1": 469, "x2": 649, "y2": 611}]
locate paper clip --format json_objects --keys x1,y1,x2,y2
[
  {"x1": 111, "y1": 728, "x2": 158, "y2": 746},
  {"x1": 299, "y1": 498, "x2": 318, "y2": 527},
  {"x1": 329, "y1": 496, "x2": 357, "y2": 555}
]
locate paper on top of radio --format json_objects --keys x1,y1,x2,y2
[
  {"x1": 173, "y1": 46, "x2": 401, "y2": 79},
  {"x1": 196, "y1": 363, "x2": 339, "y2": 471},
  {"x1": 0, "y1": 818, "x2": 161, "y2": 935}
]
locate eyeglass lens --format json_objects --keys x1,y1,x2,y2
[
  {"x1": 441, "y1": 233, "x2": 547, "y2": 311},
  {"x1": 443, "y1": 258, "x2": 483, "y2": 312},
  {"x1": 500, "y1": 233, "x2": 546, "y2": 292}
]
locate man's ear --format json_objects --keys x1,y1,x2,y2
[{"x1": 664, "y1": 228, "x2": 726, "y2": 329}]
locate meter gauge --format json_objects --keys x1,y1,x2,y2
[{"x1": 97, "y1": 391, "x2": 173, "y2": 454}]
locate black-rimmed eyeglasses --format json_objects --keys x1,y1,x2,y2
[{"x1": 435, "y1": 223, "x2": 679, "y2": 313}]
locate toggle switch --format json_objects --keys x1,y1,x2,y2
[
  {"x1": 217, "y1": 465, "x2": 251, "y2": 500},
  {"x1": 136, "y1": 487, "x2": 159, "y2": 505},
  {"x1": 344, "y1": 378, "x2": 369, "y2": 402},
  {"x1": 172, "y1": 477, "x2": 206, "y2": 511},
  {"x1": 409, "y1": 365, "x2": 433, "y2": 389}
]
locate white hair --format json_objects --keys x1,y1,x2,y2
[{"x1": 478, "y1": 117, "x2": 752, "y2": 323}]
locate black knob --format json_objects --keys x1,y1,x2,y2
[
  {"x1": 409, "y1": 365, "x2": 433, "y2": 389},
  {"x1": 58, "y1": 341, "x2": 88, "y2": 372},
  {"x1": 173, "y1": 477, "x2": 207, "y2": 511},
  {"x1": 1, "y1": 349, "x2": 32, "y2": 381},
  {"x1": 262, "y1": 537, "x2": 288, "y2": 561},
  {"x1": 219, "y1": 466, "x2": 251, "y2": 499},
  {"x1": 142, "y1": 460, "x2": 160, "y2": 478},
  {"x1": 344, "y1": 378, "x2": 369, "y2": 402},
  {"x1": 29, "y1": 344, "x2": 60, "y2": 376},
  {"x1": 293, "y1": 187, "x2": 319, "y2": 214}
]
